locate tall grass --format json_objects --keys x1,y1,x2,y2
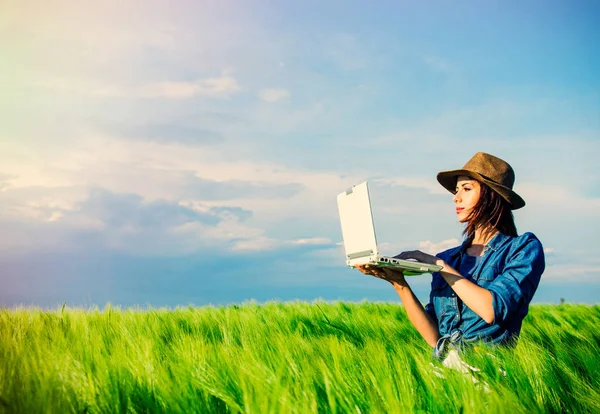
[{"x1": 1, "y1": 303, "x2": 598, "y2": 413}]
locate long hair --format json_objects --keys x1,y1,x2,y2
[{"x1": 463, "y1": 180, "x2": 518, "y2": 242}]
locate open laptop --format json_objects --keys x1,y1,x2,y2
[{"x1": 337, "y1": 181, "x2": 443, "y2": 276}]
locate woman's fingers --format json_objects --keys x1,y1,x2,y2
[
  {"x1": 401, "y1": 250, "x2": 439, "y2": 265},
  {"x1": 356, "y1": 264, "x2": 386, "y2": 278},
  {"x1": 383, "y1": 268, "x2": 404, "y2": 279},
  {"x1": 394, "y1": 250, "x2": 415, "y2": 260},
  {"x1": 371, "y1": 267, "x2": 387, "y2": 278},
  {"x1": 356, "y1": 265, "x2": 406, "y2": 284},
  {"x1": 394, "y1": 250, "x2": 433, "y2": 263}
]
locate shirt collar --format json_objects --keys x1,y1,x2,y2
[
  {"x1": 449, "y1": 238, "x2": 470, "y2": 259},
  {"x1": 449, "y1": 232, "x2": 513, "y2": 259},
  {"x1": 486, "y1": 232, "x2": 512, "y2": 252}
]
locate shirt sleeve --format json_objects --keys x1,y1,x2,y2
[
  {"x1": 487, "y1": 234, "x2": 545, "y2": 325},
  {"x1": 424, "y1": 300, "x2": 437, "y2": 324},
  {"x1": 424, "y1": 252, "x2": 447, "y2": 325}
]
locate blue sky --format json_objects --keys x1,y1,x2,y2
[{"x1": 1, "y1": 0, "x2": 599, "y2": 308}]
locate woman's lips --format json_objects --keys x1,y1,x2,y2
[{"x1": 456, "y1": 207, "x2": 464, "y2": 214}]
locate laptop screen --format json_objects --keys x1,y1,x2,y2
[{"x1": 337, "y1": 182, "x2": 378, "y2": 260}]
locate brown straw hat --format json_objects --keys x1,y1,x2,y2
[{"x1": 436, "y1": 152, "x2": 525, "y2": 210}]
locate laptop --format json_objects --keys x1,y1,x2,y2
[{"x1": 336, "y1": 181, "x2": 443, "y2": 276}]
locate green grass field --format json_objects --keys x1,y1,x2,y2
[{"x1": 1, "y1": 302, "x2": 599, "y2": 413}]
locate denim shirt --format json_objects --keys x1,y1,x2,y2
[{"x1": 424, "y1": 232, "x2": 545, "y2": 357}]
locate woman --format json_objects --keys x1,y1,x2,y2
[{"x1": 357, "y1": 152, "x2": 545, "y2": 360}]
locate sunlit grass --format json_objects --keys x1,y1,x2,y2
[{"x1": 1, "y1": 303, "x2": 598, "y2": 413}]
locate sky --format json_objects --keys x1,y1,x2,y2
[{"x1": 1, "y1": 0, "x2": 599, "y2": 309}]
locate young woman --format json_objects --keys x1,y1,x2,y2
[{"x1": 357, "y1": 152, "x2": 545, "y2": 360}]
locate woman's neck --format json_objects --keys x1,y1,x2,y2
[
  {"x1": 472, "y1": 227, "x2": 498, "y2": 246},
  {"x1": 466, "y1": 227, "x2": 498, "y2": 256}
]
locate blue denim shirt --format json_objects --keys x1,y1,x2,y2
[{"x1": 424, "y1": 232, "x2": 545, "y2": 357}]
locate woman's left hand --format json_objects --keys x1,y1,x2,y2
[{"x1": 394, "y1": 250, "x2": 443, "y2": 267}]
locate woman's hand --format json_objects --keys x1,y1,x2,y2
[
  {"x1": 394, "y1": 250, "x2": 444, "y2": 267},
  {"x1": 356, "y1": 264, "x2": 387, "y2": 279},
  {"x1": 356, "y1": 265, "x2": 406, "y2": 285}
]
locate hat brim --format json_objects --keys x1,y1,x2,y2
[{"x1": 436, "y1": 169, "x2": 526, "y2": 210}]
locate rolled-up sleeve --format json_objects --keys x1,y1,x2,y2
[
  {"x1": 424, "y1": 300, "x2": 437, "y2": 324},
  {"x1": 424, "y1": 251, "x2": 454, "y2": 325},
  {"x1": 424, "y1": 264, "x2": 446, "y2": 325},
  {"x1": 488, "y1": 234, "x2": 545, "y2": 325}
]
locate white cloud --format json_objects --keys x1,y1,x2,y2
[
  {"x1": 0, "y1": 174, "x2": 14, "y2": 192},
  {"x1": 0, "y1": 131, "x2": 367, "y2": 226},
  {"x1": 376, "y1": 242, "x2": 410, "y2": 257},
  {"x1": 231, "y1": 236, "x2": 280, "y2": 252},
  {"x1": 542, "y1": 264, "x2": 600, "y2": 284},
  {"x1": 31, "y1": 73, "x2": 243, "y2": 100},
  {"x1": 516, "y1": 182, "x2": 600, "y2": 216},
  {"x1": 418, "y1": 238, "x2": 461, "y2": 255},
  {"x1": 258, "y1": 88, "x2": 291, "y2": 103},
  {"x1": 140, "y1": 82, "x2": 199, "y2": 99},
  {"x1": 140, "y1": 75, "x2": 241, "y2": 99},
  {"x1": 373, "y1": 177, "x2": 446, "y2": 195},
  {"x1": 231, "y1": 236, "x2": 333, "y2": 252},
  {"x1": 33, "y1": 78, "x2": 125, "y2": 98},
  {"x1": 172, "y1": 219, "x2": 267, "y2": 254},
  {"x1": 294, "y1": 237, "x2": 331, "y2": 245}
]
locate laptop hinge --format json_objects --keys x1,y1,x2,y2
[{"x1": 347, "y1": 249, "x2": 374, "y2": 260}]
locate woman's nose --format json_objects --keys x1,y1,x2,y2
[{"x1": 453, "y1": 192, "x2": 460, "y2": 203}]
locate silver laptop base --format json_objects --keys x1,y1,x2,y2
[{"x1": 349, "y1": 256, "x2": 442, "y2": 276}]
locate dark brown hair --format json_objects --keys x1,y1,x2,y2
[{"x1": 463, "y1": 179, "x2": 518, "y2": 242}]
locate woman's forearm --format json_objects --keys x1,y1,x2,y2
[
  {"x1": 391, "y1": 281, "x2": 440, "y2": 348},
  {"x1": 439, "y1": 264, "x2": 495, "y2": 324}
]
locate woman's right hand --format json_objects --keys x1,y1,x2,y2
[
  {"x1": 356, "y1": 264, "x2": 386, "y2": 279},
  {"x1": 356, "y1": 265, "x2": 407, "y2": 285}
]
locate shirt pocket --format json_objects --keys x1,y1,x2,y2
[{"x1": 474, "y1": 263, "x2": 502, "y2": 288}]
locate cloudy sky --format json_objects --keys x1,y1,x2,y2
[{"x1": 1, "y1": 0, "x2": 599, "y2": 308}]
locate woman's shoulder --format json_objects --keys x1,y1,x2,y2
[
  {"x1": 512, "y1": 231, "x2": 543, "y2": 247},
  {"x1": 506, "y1": 231, "x2": 545, "y2": 258}
]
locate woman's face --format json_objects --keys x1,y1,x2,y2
[{"x1": 453, "y1": 175, "x2": 481, "y2": 222}]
